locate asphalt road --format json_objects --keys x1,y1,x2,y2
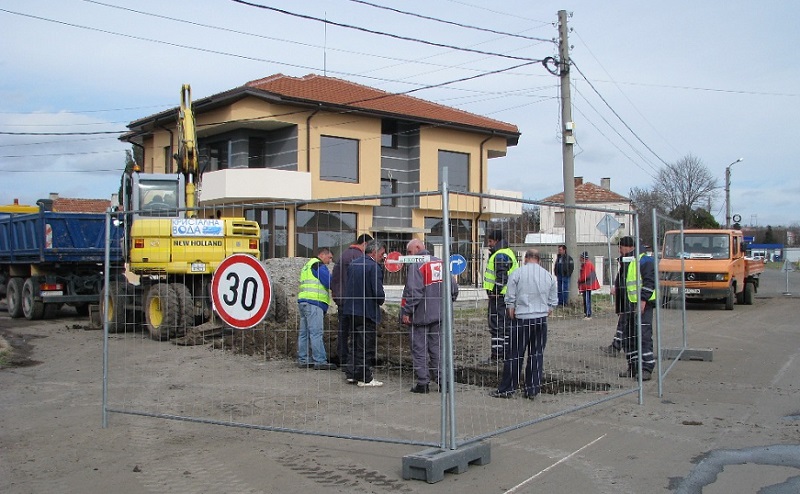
[{"x1": 1, "y1": 265, "x2": 798, "y2": 493}]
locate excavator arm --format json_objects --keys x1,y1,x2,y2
[{"x1": 177, "y1": 84, "x2": 198, "y2": 218}]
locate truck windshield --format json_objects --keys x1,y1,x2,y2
[{"x1": 663, "y1": 233, "x2": 730, "y2": 259}]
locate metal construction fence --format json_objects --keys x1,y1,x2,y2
[{"x1": 101, "y1": 188, "x2": 689, "y2": 470}]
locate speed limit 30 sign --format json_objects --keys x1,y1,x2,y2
[{"x1": 211, "y1": 254, "x2": 272, "y2": 329}]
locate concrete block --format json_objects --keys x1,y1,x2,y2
[{"x1": 402, "y1": 442, "x2": 490, "y2": 483}]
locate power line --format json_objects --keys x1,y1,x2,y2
[
  {"x1": 346, "y1": 0, "x2": 554, "y2": 43},
  {"x1": 230, "y1": 0, "x2": 542, "y2": 63},
  {"x1": 0, "y1": 131, "x2": 125, "y2": 136},
  {"x1": 571, "y1": 59, "x2": 670, "y2": 167}
]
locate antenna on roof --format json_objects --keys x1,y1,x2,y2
[{"x1": 323, "y1": 12, "x2": 328, "y2": 76}]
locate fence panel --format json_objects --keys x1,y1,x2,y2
[{"x1": 103, "y1": 191, "x2": 683, "y2": 455}]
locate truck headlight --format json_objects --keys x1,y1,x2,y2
[{"x1": 714, "y1": 273, "x2": 728, "y2": 281}]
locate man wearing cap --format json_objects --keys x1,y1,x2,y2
[
  {"x1": 613, "y1": 236, "x2": 656, "y2": 381},
  {"x1": 482, "y1": 230, "x2": 519, "y2": 364},
  {"x1": 578, "y1": 251, "x2": 601, "y2": 319},
  {"x1": 331, "y1": 233, "x2": 373, "y2": 373}
]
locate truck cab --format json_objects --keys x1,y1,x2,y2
[{"x1": 659, "y1": 229, "x2": 763, "y2": 310}]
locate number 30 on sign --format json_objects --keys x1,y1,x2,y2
[{"x1": 211, "y1": 254, "x2": 272, "y2": 329}]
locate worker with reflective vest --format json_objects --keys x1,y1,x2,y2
[
  {"x1": 297, "y1": 247, "x2": 336, "y2": 370},
  {"x1": 482, "y1": 229, "x2": 519, "y2": 363},
  {"x1": 614, "y1": 236, "x2": 656, "y2": 380}
]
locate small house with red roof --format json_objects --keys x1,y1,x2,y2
[{"x1": 538, "y1": 177, "x2": 634, "y2": 244}]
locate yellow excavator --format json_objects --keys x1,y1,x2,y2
[{"x1": 105, "y1": 85, "x2": 260, "y2": 339}]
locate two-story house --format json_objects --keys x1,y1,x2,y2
[{"x1": 122, "y1": 73, "x2": 521, "y2": 267}]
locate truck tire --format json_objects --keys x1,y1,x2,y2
[
  {"x1": 6, "y1": 278, "x2": 24, "y2": 318},
  {"x1": 101, "y1": 283, "x2": 126, "y2": 333},
  {"x1": 744, "y1": 282, "x2": 755, "y2": 305},
  {"x1": 724, "y1": 284, "x2": 735, "y2": 311},
  {"x1": 22, "y1": 278, "x2": 45, "y2": 320},
  {"x1": 170, "y1": 282, "x2": 195, "y2": 336},
  {"x1": 145, "y1": 284, "x2": 179, "y2": 341}
]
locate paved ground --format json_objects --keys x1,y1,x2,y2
[{"x1": 1, "y1": 265, "x2": 798, "y2": 493}]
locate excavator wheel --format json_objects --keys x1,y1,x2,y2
[
  {"x1": 101, "y1": 282, "x2": 126, "y2": 333},
  {"x1": 170, "y1": 282, "x2": 196, "y2": 337},
  {"x1": 145, "y1": 284, "x2": 179, "y2": 341}
]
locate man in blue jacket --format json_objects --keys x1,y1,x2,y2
[
  {"x1": 342, "y1": 241, "x2": 386, "y2": 387},
  {"x1": 331, "y1": 233, "x2": 373, "y2": 372},
  {"x1": 400, "y1": 239, "x2": 458, "y2": 393}
]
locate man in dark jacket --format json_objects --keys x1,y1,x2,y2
[
  {"x1": 342, "y1": 240, "x2": 386, "y2": 387},
  {"x1": 553, "y1": 244, "x2": 575, "y2": 306},
  {"x1": 482, "y1": 230, "x2": 518, "y2": 364},
  {"x1": 400, "y1": 239, "x2": 458, "y2": 393},
  {"x1": 331, "y1": 233, "x2": 373, "y2": 372}
]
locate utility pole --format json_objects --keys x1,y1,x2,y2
[{"x1": 558, "y1": 10, "x2": 578, "y2": 305}]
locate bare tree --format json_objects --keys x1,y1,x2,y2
[
  {"x1": 629, "y1": 186, "x2": 670, "y2": 246},
  {"x1": 654, "y1": 154, "x2": 719, "y2": 217}
]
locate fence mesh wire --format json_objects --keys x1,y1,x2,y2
[{"x1": 103, "y1": 192, "x2": 682, "y2": 447}]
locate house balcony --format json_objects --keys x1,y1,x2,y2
[
  {"x1": 198, "y1": 168, "x2": 312, "y2": 206},
  {"x1": 481, "y1": 189, "x2": 523, "y2": 217}
]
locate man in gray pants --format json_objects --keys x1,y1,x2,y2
[{"x1": 400, "y1": 239, "x2": 458, "y2": 393}]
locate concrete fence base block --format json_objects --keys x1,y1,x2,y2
[
  {"x1": 661, "y1": 347, "x2": 714, "y2": 362},
  {"x1": 402, "y1": 442, "x2": 491, "y2": 483}
]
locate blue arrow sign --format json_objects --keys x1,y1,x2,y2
[{"x1": 449, "y1": 254, "x2": 467, "y2": 275}]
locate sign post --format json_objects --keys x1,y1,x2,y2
[{"x1": 211, "y1": 254, "x2": 272, "y2": 329}]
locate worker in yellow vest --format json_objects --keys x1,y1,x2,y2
[
  {"x1": 481, "y1": 229, "x2": 518, "y2": 364},
  {"x1": 297, "y1": 247, "x2": 336, "y2": 370},
  {"x1": 614, "y1": 236, "x2": 656, "y2": 381}
]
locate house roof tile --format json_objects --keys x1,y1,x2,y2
[
  {"x1": 53, "y1": 198, "x2": 111, "y2": 213},
  {"x1": 244, "y1": 73, "x2": 519, "y2": 136},
  {"x1": 542, "y1": 181, "x2": 630, "y2": 203}
]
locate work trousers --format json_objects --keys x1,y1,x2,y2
[
  {"x1": 497, "y1": 317, "x2": 548, "y2": 396},
  {"x1": 410, "y1": 322, "x2": 441, "y2": 386}
]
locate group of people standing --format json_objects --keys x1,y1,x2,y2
[
  {"x1": 485, "y1": 230, "x2": 656, "y2": 399},
  {"x1": 297, "y1": 228, "x2": 656, "y2": 399}
]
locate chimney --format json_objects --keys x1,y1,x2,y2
[
  {"x1": 574, "y1": 177, "x2": 583, "y2": 187},
  {"x1": 49, "y1": 192, "x2": 59, "y2": 201},
  {"x1": 13, "y1": 198, "x2": 19, "y2": 205},
  {"x1": 601, "y1": 177, "x2": 611, "y2": 190},
  {"x1": 110, "y1": 193, "x2": 119, "y2": 206}
]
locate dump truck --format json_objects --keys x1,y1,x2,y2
[
  {"x1": 105, "y1": 85, "x2": 261, "y2": 339},
  {"x1": 658, "y1": 229, "x2": 765, "y2": 310},
  {"x1": 0, "y1": 206, "x2": 124, "y2": 319}
]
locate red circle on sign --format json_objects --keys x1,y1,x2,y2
[
  {"x1": 385, "y1": 251, "x2": 402, "y2": 273},
  {"x1": 211, "y1": 254, "x2": 272, "y2": 329}
]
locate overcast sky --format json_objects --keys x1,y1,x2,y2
[{"x1": 1, "y1": 0, "x2": 798, "y2": 227}]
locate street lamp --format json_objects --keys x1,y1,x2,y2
[{"x1": 725, "y1": 157, "x2": 743, "y2": 229}]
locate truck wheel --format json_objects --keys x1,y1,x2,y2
[
  {"x1": 724, "y1": 284, "x2": 735, "y2": 311},
  {"x1": 145, "y1": 284, "x2": 179, "y2": 341},
  {"x1": 170, "y1": 283, "x2": 195, "y2": 336},
  {"x1": 744, "y1": 282, "x2": 755, "y2": 305},
  {"x1": 22, "y1": 278, "x2": 45, "y2": 320},
  {"x1": 101, "y1": 282, "x2": 126, "y2": 332},
  {"x1": 6, "y1": 278, "x2": 24, "y2": 318}
]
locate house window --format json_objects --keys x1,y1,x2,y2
[
  {"x1": 248, "y1": 137, "x2": 266, "y2": 168},
  {"x1": 438, "y1": 150, "x2": 469, "y2": 192},
  {"x1": 320, "y1": 136, "x2": 358, "y2": 183},
  {"x1": 208, "y1": 141, "x2": 229, "y2": 171},
  {"x1": 296, "y1": 210, "x2": 357, "y2": 258},
  {"x1": 554, "y1": 211, "x2": 565, "y2": 227},
  {"x1": 381, "y1": 120, "x2": 398, "y2": 148},
  {"x1": 380, "y1": 178, "x2": 397, "y2": 206},
  {"x1": 245, "y1": 208, "x2": 288, "y2": 259}
]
